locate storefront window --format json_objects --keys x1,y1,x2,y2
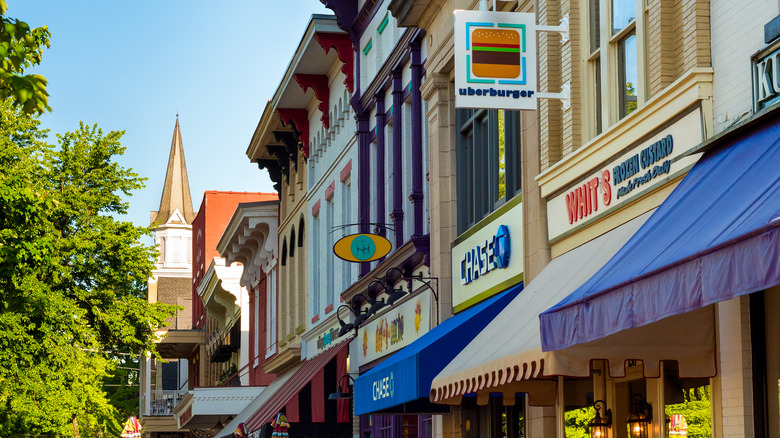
[
  {"x1": 563, "y1": 378, "x2": 594, "y2": 438},
  {"x1": 663, "y1": 362, "x2": 711, "y2": 438}
]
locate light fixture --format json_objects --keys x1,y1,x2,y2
[
  {"x1": 386, "y1": 286, "x2": 408, "y2": 306},
  {"x1": 626, "y1": 394, "x2": 652, "y2": 438},
  {"x1": 368, "y1": 297, "x2": 387, "y2": 315},
  {"x1": 353, "y1": 309, "x2": 369, "y2": 326},
  {"x1": 365, "y1": 280, "x2": 389, "y2": 315},
  {"x1": 588, "y1": 400, "x2": 612, "y2": 438},
  {"x1": 328, "y1": 375, "x2": 356, "y2": 400},
  {"x1": 336, "y1": 304, "x2": 355, "y2": 337}
]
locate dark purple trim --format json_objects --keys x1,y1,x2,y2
[
  {"x1": 390, "y1": 69, "x2": 405, "y2": 248},
  {"x1": 353, "y1": 0, "x2": 383, "y2": 37},
  {"x1": 357, "y1": 112, "x2": 372, "y2": 277},
  {"x1": 375, "y1": 93, "x2": 387, "y2": 238},
  {"x1": 320, "y1": 0, "x2": 359, "y2": 47},
  {"x1": 350, "y1": 46, "x2": 362, "y2": 114},
  {"x1": 410, "y1": 38, "x2": 424, "y2": 237}
]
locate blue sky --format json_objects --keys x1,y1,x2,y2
[{"x1": 8, "y1": 0, "x2": 330, "y2": 229}]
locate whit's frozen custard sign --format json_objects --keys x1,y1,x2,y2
[
  {"x1": 546, "y1": 108, "x2": 704, "y2": 241},
  {"x1": 454, "y1": 10, "x2": 537, "y2": 110}
]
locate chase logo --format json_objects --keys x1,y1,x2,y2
[{"x1": 372, "y1": 372, "x2": 395, "y2": 401}]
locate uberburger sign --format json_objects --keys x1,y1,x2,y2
[{"x1": 454, "y1": 10, "x2": 538, "y2": 110}]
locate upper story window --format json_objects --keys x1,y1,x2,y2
[
  {"x1": 456, "y1": 109, "x2": 522, "y2": 234},
  {"x1": 587, "y1": 0, "x2": 641, "y2": 138}
]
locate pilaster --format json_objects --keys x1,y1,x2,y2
[{"x1": 421, "y1": 72, "x2": 455, "y2": 321}]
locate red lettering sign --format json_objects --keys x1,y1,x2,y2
[{"x1": 565, "y1": 171, "x2": 612, "y2": 225}]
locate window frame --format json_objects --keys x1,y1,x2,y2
[
  {"x1": 456, "y1": 108, "x2": 522, "y2": 235},
  {"x1": 584, "y1": 0, "x2": 647, "y2": 139}
]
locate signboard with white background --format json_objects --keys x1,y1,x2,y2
[
  {"x1": 547, "y1": 107, "x2": 704, "y2": 241},
  {"x1": 451, "y1": 199, "x2": 524, "y2": 313},
  {"x1": 454, "y1": 10, "x2": 538, "y2": 110},
  {"x1": 350, "y1": 292, "x2": 431, "y2": 369}
]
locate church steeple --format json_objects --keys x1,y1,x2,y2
[{"x1": 151, "y1": 115, "x2": 196, "y2": 226}]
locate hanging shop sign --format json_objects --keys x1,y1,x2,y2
[
  {"x1": 547, "y1": 107, "x2": 704, "y2": 241},
  {"x1": 454, "y1": 10, "x2": 537, "y2": 110},
  {"x1": 333, "y1": 233, "x2": 392, "y2": 262},
  {"x1": 752, "y1": 38, "x2": 780, "y2": 111},
  {"x1": 451, "y1": 198, "x2": 523, "y2": 313},
  {"x1": 350, "y1": 292, "x2": 431, "y2": 369}
]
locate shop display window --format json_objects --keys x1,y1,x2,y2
[
  {"x1": 462, "y1": 394, "x2": 526, "y2": 438},
  {"x1": 662, "y1": 362, "x2": 711, "y2": 438},
  {"x1": 563, "y1": 377, "x2": 595, "y2": 438},
  {"x1": 751, "y1": 288, "x2": 780, "y2": 437}
]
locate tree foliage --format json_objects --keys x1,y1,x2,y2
[
  {"x1": 0, "y1": 0, "x2": 50, "y2": 114},
  {"x1": 665, "y1": 386, "x2": 712, "y2": 438},
  {"x1": 0, "y1": 100, "x2": 176, "y2": 436}
]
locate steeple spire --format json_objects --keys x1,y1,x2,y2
[{"x1": 151, "y1": 115, "x2": 196, "y2": 226}]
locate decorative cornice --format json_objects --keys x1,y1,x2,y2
[
  {"x1": 293, "y1": 74, "x2": 330, "y2": 130},
  {"x1": 277, "y1": 108, "x2": 310, "y2": 158},
  {"x1": 421, "y1": 72, "x2": 450, "y2": 101},
  {"x1": 320, "y1": 0, "x2": 359, "y2": 46},
  {"x1": 353, "y1": 0, "x2": 382, "y2": 36},
  {"x1": 315, "y1": 32, "x2": 354, "y2": 93},
  {"x1": 273, "y1": 131, "x2": 299, "y2": 171},
  {"x1": 257, "y1": 159, "x2": 282, "y2": 193},
  {"x1": 267, "y1": 145, "x2": 290, "y2": 183}
]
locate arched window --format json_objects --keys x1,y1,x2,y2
[
  {"x1": 298, "y1": 216, "x2": 305, "y2": 246},
  {"x1": 281, "y1": 238, "x2": 288, "y2": 266},
  {"x1": 289, "y1": 227, "x2": 296, "y2": 257}
]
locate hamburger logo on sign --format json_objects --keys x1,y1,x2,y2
[{"x1": 455, "y1": 10, "x2": 537, "y2": 110}]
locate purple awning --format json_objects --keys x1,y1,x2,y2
[{"x1": 540, "y1": 112, "x2": 780, "y2": 352}]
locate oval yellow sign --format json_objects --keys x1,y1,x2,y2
[{"x1": 333, "y1": 233, "x2": 392, "y2": 262}]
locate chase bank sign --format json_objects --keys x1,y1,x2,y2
[
  {"x1": 372, "y1": 372, "x2": 395, "y2": 401},
  {"x1": 451, "y1": 199, "x2": 524, "y2": 313},
  {"x1": 460, "y1": 225, "x2": 510, "y2": 285}
]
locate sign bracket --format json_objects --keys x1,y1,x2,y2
[
  {"x1": 537, "y1": 81, "x2": 571, "y2": 110},
  {"x1": 537, "y1": 14, "x2": 569, "y2": 44}
]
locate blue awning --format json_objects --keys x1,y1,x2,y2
[
  {"x1": 540, "y1": 111, "x2": 780, "y2": 352},
  {"x1": 354, "y1": 285, "x2": 521, "y2": 415}
]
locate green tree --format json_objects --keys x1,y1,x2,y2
[
  {"x1": 0, "y1": 0, "x2": 50, "y2": 114},
  {"x1": 0, "y1": 100, "x2": 176, "y2": 436},
  {"x1": 564, "y1": 406, "x2": 594, "y2": 438},
  {"x1": 665, "y1": 386, "x2": 712, "y2": 438}
]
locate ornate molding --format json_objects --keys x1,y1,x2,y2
[
  {"x1": 267, "y1": 145, "x2": 290, "y2": 183},
  {"x1": 315, "y1": 32, "x2": 354, "y2": 93},
  {"x1": 276, "y1": 108, "x2": 310, "y2": 158},
  {"x1": 256, "y1": 159, "x2": 282, "y2": 193},
  {"x1": 273, "y1": 131, "x2": 299, "y2": 171},
  {"x1": 320, "y1": 0, "x2": 359, "y2": 46},
  {"x1": 421, "y1": 72, "x2": 450, "y2": 101},
  {"x1": 293, "y1": 74, "x2": 330, "y2": 130}
]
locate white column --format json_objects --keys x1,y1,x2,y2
[{"x1": 716, "y1": 296, "x2": 755, "y2": 438}]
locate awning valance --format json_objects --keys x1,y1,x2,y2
[
  {"x1": 540, "y1": 110, "x2": 780, "y2": 352},
  {"x1": 354, "y1": 286, "x2": 521, "y2": 415},
  {"x1": 432, "y1": 212, "x2": 711, "y2": 406}
]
